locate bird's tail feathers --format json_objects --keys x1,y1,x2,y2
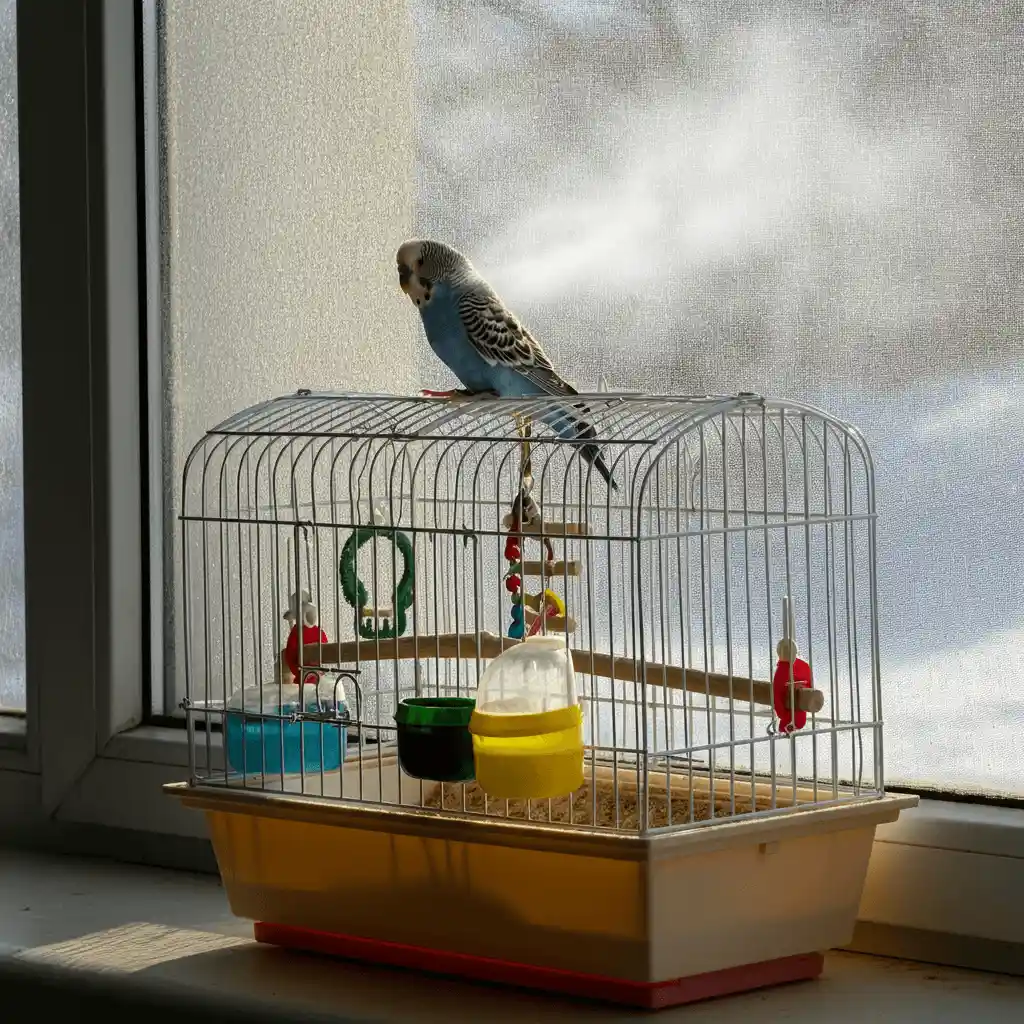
[
  {"x1": 581, "y1": 442, "x2": 617, "y2": 490},
  {"x1": 547, "y1": 401, "x2": 618, "y2": 491}
]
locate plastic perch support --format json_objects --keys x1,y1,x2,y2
[
  {"x1": 501, "y1": 513, "x2": 587, "y2": 536},
  {"x1": 519, "y1": 560, "x2": 582, "y2": 577},
  {"x1": 314, "y1": 633, "x2": 824, "y2": 713},
  {"x1": 524, "y1": 608, "x2": 577, "y2": 632},
  {"x1": 522, "y1": 591, "x2": 573, "y2": 615}
]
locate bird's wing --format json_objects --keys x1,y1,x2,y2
[{"x1": 456, "y1": 288, "x2": 576, "y2": 397}]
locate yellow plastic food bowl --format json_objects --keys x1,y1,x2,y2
[{"x1": 469, "y1": 703, "x2": 584, "y2": 800}]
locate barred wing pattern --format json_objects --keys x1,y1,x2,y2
[{"x1": 456, "y1": 288, "x2": 577, "y2": 397}]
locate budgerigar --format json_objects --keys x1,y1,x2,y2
[{"x1": 396, "y1": 238, "x2": 617, "y2": 490}]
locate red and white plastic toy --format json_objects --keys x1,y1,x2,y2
[
  {"x1": 772, "y1": 597, "x2": 812, "y2": 733},
  {"x1": 772, "y1": 637, "x2": 812, "y2": 734},
  {"x1": 283, "y1": 588, "x2": 328, "y2": 686}
]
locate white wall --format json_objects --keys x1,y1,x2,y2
[{"x1": 160, "y1": 0, "x2": 423, "y2": 707}]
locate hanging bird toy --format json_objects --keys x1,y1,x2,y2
[
  {"x1": 772, "y1": 597, "x2": 813, "y2": 734},
  {"x1": 282, "y1": 588, "x2": 329, "y2": 686},
  {"x1": 340, "y1": 520, "x2": 416, "y2": 640},
  {"x1": 504, "y1": 414, "x2": 567, "y2": 639}
]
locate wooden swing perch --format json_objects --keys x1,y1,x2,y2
[{"x1": 297, "y1": 632, "x2": 824, "y2": 714}]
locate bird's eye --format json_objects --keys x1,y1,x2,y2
[{"x1": 416, "y1": 258, "x2": 424, "y2": 269}]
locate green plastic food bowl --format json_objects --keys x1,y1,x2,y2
[{"x1": 394, "y1": 697, "x2": 476, "y2": 783}]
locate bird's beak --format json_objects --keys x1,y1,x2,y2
[{"x1": 398, "y1": 263, "x2": 411, "y2": 294}]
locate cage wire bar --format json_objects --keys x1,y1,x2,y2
[{"x1": 180, "y1": 391, "x2": 884, "y2": 836}]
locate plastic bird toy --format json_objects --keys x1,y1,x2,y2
[
  {"x1": 770, "y1": 638, "x2": 811, "y2": 737},
  {"x1": 527, "y1": 589, "x2": 565, "y2": 637},
  {"x1": 282, "y1": 589, "x2": 328, "y2": 683}
]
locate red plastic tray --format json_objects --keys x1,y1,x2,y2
[{"x1": 254, "y1": 921, "x2": 824, "y2": 1010}]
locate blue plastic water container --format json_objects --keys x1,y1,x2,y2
[
  {"x1": 224, "y1": 676, "x2": 349, "y2": 776},
  {"x1": 226, "y1": 707, "x2": 347, "y2": 775}
]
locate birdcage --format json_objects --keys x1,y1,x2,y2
[{"x1": 166, "y1": 390, "x2": 915, "y2": 1009}]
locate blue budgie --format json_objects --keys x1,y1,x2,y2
[{"x1": 396, "y1": 238, "x2": 617, "y2": 490}]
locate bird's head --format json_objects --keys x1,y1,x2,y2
[{"x1": 396, "y1": 239, "x2": 473, "y2": 308}]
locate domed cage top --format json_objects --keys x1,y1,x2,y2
[{"x1": 179, "y1": 390, "x2": 883, "y2": 835}]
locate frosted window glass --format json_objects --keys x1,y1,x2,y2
[
  {"x1": 0, "y1": 0, "x2": 24, "y2": 712},
  {"x1": 411, "y1": 2, "x2": 1024, "y2": 795},
  {"x1": 156, "y1": 1, "x2": 422, "y2": 711}
]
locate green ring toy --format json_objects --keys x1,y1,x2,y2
[{"x1": 339, "y1": 525, "x2": 415, "y2": 639}]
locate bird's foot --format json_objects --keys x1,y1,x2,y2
[{"x1": 420, "y1": 388, "x2": 499, "y2": 399}]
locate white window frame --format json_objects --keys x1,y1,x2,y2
[{"x1": 2, "y1": 0, "x2": 1021, "y2": 971}]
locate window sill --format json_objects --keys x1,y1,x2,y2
[
  {"x1": 0, "y1": 713, "x2": 27, "y2": 743},
  {"x1": 103, "y1": 723, "x2": 214, "y2": 768},
  {"x1": 857, "y1": 800, "x2": 1024, "y2": 955},
  {"x1": 0, "y1": 848, "x2": 1021, "y2": 1021},
  {"x1": 0, "y1": 714, "x2": 30, "y2": 773},
  {"x1": 875, "y1": 795, "x2": 1024, "y2": 859}
]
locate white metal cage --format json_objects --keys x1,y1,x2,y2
[{"x1": 181, "y1": 391, "x2": 883, "y2": 834}]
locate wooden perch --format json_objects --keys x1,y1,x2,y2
[
  {"x1": 316, "y1": 633, "x2": 511, "y2": 669},
  {"x1": 501, "y1": 514, "x2": 588, "y2": 536},
  {"x1": 520, "y1": 560, "x2": 582, "y2": 577},
  {"x1": 572, "y1": 648, "x2": 824, "y2": 714},
  {"x1": 313, "y1": 632, "x2": 824, "y2": 714},
  {"x1": 361, "y1": 605, "x2": 394, "y2": 619}
]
